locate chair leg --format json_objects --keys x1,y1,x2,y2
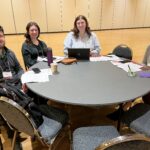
[
  {"x1": 117, "y1": 103, "x2": 123, "y2": 131},
  {"x1": 0, "y1": 136, "x2": 3, "y2": 150},
  {"x1": 11, "y1": 130, "x2": 17, "y2": 150}
]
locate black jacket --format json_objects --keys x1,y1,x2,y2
[
  {"x1": 0, "y1": 47, "x2": 24, "y2": 88},
  {"x1": 21, "y1": 40, "x2": 47, "y2": 68}
]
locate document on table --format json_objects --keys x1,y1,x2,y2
[
  {"x1": 21, "y1": 68, "x2": 52, "y2": 83},
  {"x1": 37, "y1": 56, "x2": 65, "y2": 63},
  {"x1": 111, "y1": 61, "x2": 142, "y2": 72},
  {"x1": 53, "y1": 56, "x2": 65, "y2": 63},
  {"x1": 37, "y1": 56, "x2": 48, "y2": 62},
  {"x1": 90, "y1": 55, "x2": 122, "y2": 62}
]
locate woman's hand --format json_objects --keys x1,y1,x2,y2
[{"x1": 90, "y1": 51, "x2": 99, "y2": 57}]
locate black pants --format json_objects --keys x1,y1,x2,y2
[
  {"x1": 27, "y1": 89, "x2": 48, "y2": 105},
  {"x1": 143, "y1": 92, "x2": 150, "y2": 105}
]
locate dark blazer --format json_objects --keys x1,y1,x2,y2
[{"x1": 21, "y1": 40, "x2": 47, "y2": 68}]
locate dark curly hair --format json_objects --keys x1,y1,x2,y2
[
  {"x1": 24, "y1": 21, "x2": 40, "y2": 43},
  {"x1": 72, "y1": 15, "x2": 91, "y2": 39},
  {"x1": 0, "y1": 26, "x2": 4, "y2": 34}
]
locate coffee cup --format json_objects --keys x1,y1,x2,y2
[{"x1": 51, "y1": 63, "x2": 58, "y2": 74}]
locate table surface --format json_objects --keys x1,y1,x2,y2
[{"x1": 27, "y1": 61, "x2": 150, "y2": 106}]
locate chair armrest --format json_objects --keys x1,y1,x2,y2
[{"x1": 95, "y1": 134, "x2": 150, "y2": 150}]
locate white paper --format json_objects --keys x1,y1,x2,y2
[
  {"x1": 111, "y1": 61, "x2": 142, "y2": 72},
  {"x1": 37, "y1": 56, "x2": 48, "y2": 62},
  {"x1": 53, "y1": 56, "x2": 65, "y2": 63},
  {"x1": 90, "y1": 55, "x2": 122, "y2": 62},
  {"x1": 21, "y1": 68, "x2": 52, "y2": 83}
]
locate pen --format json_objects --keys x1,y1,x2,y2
[{"x1": 128, "y1": 65, "x2": 133, "y2": 75}]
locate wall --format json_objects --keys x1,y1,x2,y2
[{"x1": 0, "y1": 0, "x2": 150, "y2": 34}]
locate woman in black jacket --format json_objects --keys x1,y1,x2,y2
[{"x1": 21, "y1": 22, "x2": 48, "y2": 68}]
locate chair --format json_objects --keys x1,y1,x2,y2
[
  {"x1": 96, "y1": 134, "x2": 150, "y2": 150},
  {"x1": 121, "y1": 103, "x2": 150, "y2": 126},
  {"x1": 121, "y1": 103, "x2": 150, "y2": 137},
  {"x1": 112, "y1": 44, "x2": 133, "y2": 60},
  {"x1": 0, "y1": 96, "x2": 68, "y2": 150},
  {"x1": 73, "y1": 126, "x2": 150, "y2": 150}
]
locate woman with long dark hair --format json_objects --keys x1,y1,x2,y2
[{"x1": 64, "y1": 15, "x2": 101, "y2": 56}]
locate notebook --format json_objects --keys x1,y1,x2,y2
[{"x1": 68, "y1": 48, "x2": 90, "y2": 60}]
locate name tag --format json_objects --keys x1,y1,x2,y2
[{"x1": 2, "y1": 71, "x2": 12, "y2": 78}]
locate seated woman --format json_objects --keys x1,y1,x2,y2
[
  {"x1": 22, "y1": 21, "x2": 49, "y2": 68},
  {"x1": 64, "y1": 15, "x2": 101, "y2": 56}
]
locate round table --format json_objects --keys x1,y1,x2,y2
[{"x1": 27, "y1": 61, "x2": 150, "y2": 106}]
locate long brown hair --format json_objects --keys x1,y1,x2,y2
[
  {"x1": 24, "y1": 21, "x2": 40, "y2": 43},
  {"x1": 72, "y1": 15, "x2": 91, "y2": 39},
  {"x1": 0, "y1": 26, "x2": 4, "y2": 34}
]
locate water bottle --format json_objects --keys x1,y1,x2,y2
[{"x1": 47, "y1": 47, "x2": 53, "y2": 66}]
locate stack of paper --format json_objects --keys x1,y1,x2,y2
[
  {"x1": 21, "y1": 68, "x2": 52, "y2": 83},
  {"x1": 111, "y1": 61, "x2": 142, "y2": 72},
  {"x1": 90, "y1": 55, "x2": 122, "y2": 62}
]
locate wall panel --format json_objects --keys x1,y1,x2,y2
[
  {"x1": 0, "y1": 0, "x2": 15, "y2": 34},
  {"x1": 46, "y1": 0, "x2": 62, "y2": 32},
  {"x1": 12, "y1": 0, "x2": 30, "y2": 33},
  {"x1": 29, "y1": 0, "x2": 47, "y2": 32},
  {"x1": 75, "y1": 0, "x2": 89, "y2": 18},
  {"x1": 134, "y1": 0, "x2": 147, "y2": 27},
  {"x1": 113, "y1": 0, "x2": 126, "y2": 29},
  {"x1": 62, "y1": 0, "x2": 75, "y2": 31},
  {"x1": 1, "y1": 0, "x2": 150, "y2": 34},
  {"x1": 88, "y1": 0, "x2": 101, "y2": 30},
  {"x1": 101, "y1": 0, "x2": 114, "y2": 29},
  {"x1": 123, "y1": 0, "x2": 136, "y2": 28},
  {"x1": 144, "y1": 0, "x2": 150, "y2": 27}
]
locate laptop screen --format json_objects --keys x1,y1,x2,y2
[{"x1": 68, "y1": 48, "x2": 90, "y2": 60}]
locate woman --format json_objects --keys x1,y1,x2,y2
[
  {"x1": 142, "y1": 46, "x2": 150, "y2": 104},
  {"x1": 22, "y1": 22, "x2": 48, "y2": 68},
  {"x1": 64, "y1": 15, "x2": 101, "y2": 56},
  {"x1": 143, "y1": 45, "x2": 150, "y2": 66}
]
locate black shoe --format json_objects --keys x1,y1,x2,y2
[{"x1": 14, "y1": 139, "x2": 22, "y2": 150}]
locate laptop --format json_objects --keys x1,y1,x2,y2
[{"x1": 68, "y1": 48, "x2": 90, "y2": 60}]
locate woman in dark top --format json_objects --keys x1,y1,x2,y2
[
  {"x1": 22, "y1": 22, "x2": 48, "y2": 68},
  {"x1": 142, "y1": 46, "x2": 150, "y2": 104}
]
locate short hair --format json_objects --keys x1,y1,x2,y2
[
  {"x1": 0, "y1": 26, "x2": 4, "y2": 34},
  {"x1": 24, "y1": 21, "x2": 40, "y2": 43}
]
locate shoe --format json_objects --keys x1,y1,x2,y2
[{"x1": 14, "y1": 139, "x2": 22, "y2": 150}]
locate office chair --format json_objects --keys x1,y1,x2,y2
[
  {"x1": 73, "y1": 125, "x2": 150, "y2": 150},
  {"x1": 112, "y1": 44, "x2": 133, "y2": 60},
  {"x1": 0, "y1": 96, "x2": 68, "y2": 150}
]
